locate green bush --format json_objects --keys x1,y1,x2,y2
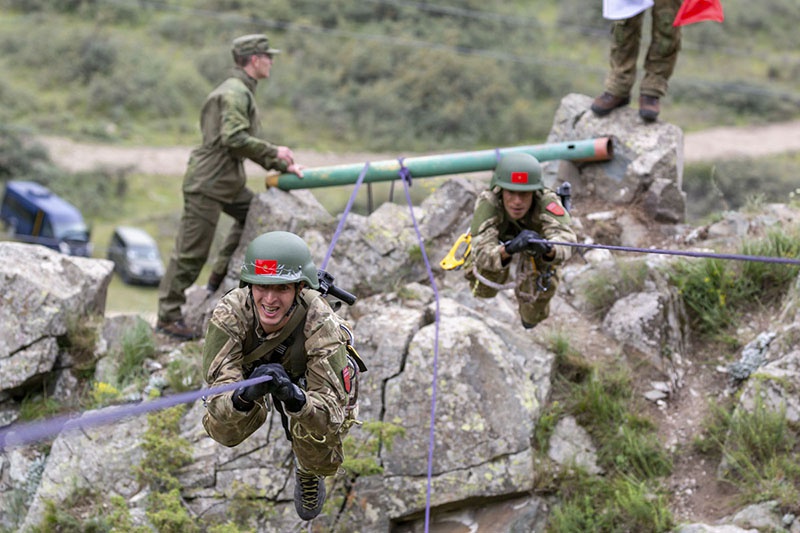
[
  {"x1": 540, "y1": 337, "x2": 673, "y2": 531},
  {"x1": 117, "y1": 317, "x2": 157, "y2": 387},
  {"x1": 137, "y1": 405, "x2": 193, "y2": 492},
  {"x1": 683, "y1": 155, "x2": 800, "y2": 221},
  {"x1": 668, "y1": 226, "x2": 800, "y2": 335},
  {"x1": 720, "y1": 387, "x2": 800, "y2": 513}
]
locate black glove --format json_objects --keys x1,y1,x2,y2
[
  {"x1": 504, "y1": 229, "x2": 553, "y2": 257},
  {"x1": 528, "y1": 236, "x2": 553, "y2": 259},
  {"x1": 232, "y1": 364, "x2": 275, "y2": 412},
  {"x1": 260, "y1": 363, "x2": 307, "y2": 412},
  {"x1": 233, "y1": 363, "x2": 307, "y2": 412},
  {"x1": 504, "y1": 229, "x2": 539, "y2": 255}
]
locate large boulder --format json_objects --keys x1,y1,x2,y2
[
  {"x1": 0, "y1": 243, "x2": 113, "y2": 393},
  {"x1": 545, "y1": 93, "x2": 686, "y2": 223}
]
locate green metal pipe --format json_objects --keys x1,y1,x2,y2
[{"x1": 266, "y1": 137, "x2": 612, "y2": 190}]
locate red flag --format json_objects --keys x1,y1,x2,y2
[
  {"x1": 673, "y1": 0, "x2": 724, "y2": 27},
  {"x1": 254, "y1": 259, "x2": 278, "y2": 275},
  {"x1": 511, "y1": 172, "x2": 528, "y2": 184}
]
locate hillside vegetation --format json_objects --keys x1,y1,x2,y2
[
  {"x1": 1, "y1": 0, "x2": 800, "y2": 294},
  {"x1": 0, "y1": 0, "x2": 798, "y2": 153}
]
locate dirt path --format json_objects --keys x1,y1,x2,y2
[{"x1": 39, "y1": 120, "x2": 800, "y2": 175}]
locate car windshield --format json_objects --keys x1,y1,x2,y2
[
  {"x1": 127, "y1": 245, "x2": 160, "y2": 261},
  {"x1": 55, "y1": 223, "x2": 90, "y2": 241}
]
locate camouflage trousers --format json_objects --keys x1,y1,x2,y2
[
  {"x1": 202, "y1": 399, "x2": 352, "y2": 477},
  {"x1": 467, "y1": 255, "x2": 559, "y2": 328},
  {"x1": 157, "y1": 189, "x2": 253, "y2": 322},
  {"x1": 604, "y1": 0, "x2": 683, "y2": 98}
]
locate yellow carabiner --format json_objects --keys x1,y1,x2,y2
[{"x1": 440, "y1": 232, "x2": 472, "y2": 271}]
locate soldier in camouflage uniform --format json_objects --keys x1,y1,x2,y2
[
  {"x1": 591, "y1": 0, "x2": 683, "y2": 122},
  {"x1": 464, "y1": 153, "x2": 576, "y2": 329},
  {"x1": 157, "y1": 34, "x2": 304, "y2": 340},
  {"x1": 202, "y1": 231, "x2": 364, "y2": 521}
]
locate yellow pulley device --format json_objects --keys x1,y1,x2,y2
[{"x1": 439, "y1": 232, "x2": 472, "y2": 271}]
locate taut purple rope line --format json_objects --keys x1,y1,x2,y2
[
  {"x1": 0, "y1": 375, "x2": 272, "y2": 451},
  {"x1": 321, "y1": 162, "x2": 370, "y2": 271},
  {"x1": 398, "y1": 162, "x2": 441, "y2": 533},
  {"x1": 538, "y1": 239, "x2": 800, "y2": 265}
]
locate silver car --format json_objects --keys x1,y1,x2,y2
[{"x1": 107, "y1": 226, "x2": 165, "y2": 286}]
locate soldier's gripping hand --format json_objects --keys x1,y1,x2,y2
[
  {"x1": 504, "y1": 229, "x2": 541, "y2": 255},
  {"x1": 260, "y1": 363, "x2": 307, "y2": 413},
  {"x1": 232, "y1": 364, "x2": 275, "y2": 412},
  {"x1": 526, "y1": 235, "x2": 553, "y2": 259}
]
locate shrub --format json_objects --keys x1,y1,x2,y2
[
  {"x1": 668, "y1": 226, "x2": 800, "y2": 335},
  {"x1": 539, "y1": 337, "x2": 673, "y2": 531},
  {"x1": 137, "y1": 405, "x2": 192, "y2": 492},
  {"x1": 117, "y1": 317, "x2": 157, "y2": 387},
  {"x1": 720, "y1": 387, "x2": 800, "y2": 513}
]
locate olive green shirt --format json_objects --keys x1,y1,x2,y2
[{"x1": 183, "y1": 68, "x2": 288, "y2": 203}]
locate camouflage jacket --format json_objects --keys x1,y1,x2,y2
[
  {"x1": 203, "y1": 287, "x2": 353, "y2": 447},
  {"x1": 466, "y1": 188, "x2": 577, "y2": 276},
  {"x1": 183, "y1": 68, "x2": 288, "y2": 203}
]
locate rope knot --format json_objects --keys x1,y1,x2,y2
[{"x1": 397, "y1": 157, "x2": 413, "y2": 187}]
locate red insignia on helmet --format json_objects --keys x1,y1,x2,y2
[
  {"x1": 255, "y1": 259, "x2": 278, "y2": 275},
  {"x1": 342, "y1": 366, "x2": 352, "y2": 393},
  {"x1": 546, "y1": 202, "x2": 565, "y2": 216},
  {"x1": 511, "y1": 172, "x2": 528, "y2": 184}
]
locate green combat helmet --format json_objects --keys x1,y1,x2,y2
[
  {"x1": 240, "y1": 231, "x2": 320, "y2": 289},
  {"x1": 490, "y1": 152, "x2": 544, "y2": 192}
]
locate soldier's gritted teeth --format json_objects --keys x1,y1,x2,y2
[{"x1": 251, "y1": 283, "x2": 296, "y2": 332}]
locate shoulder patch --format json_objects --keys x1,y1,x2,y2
[
  {"x1": 546, "y1": 202, "x2": 565, "y2": 216},
  {"x1": 342, "y1": 365, "x2": 352, "y2": 393}
]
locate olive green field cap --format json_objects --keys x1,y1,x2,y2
[
  {"x1": 232, "y1": 34, "x2": 280, "y2": 56},
  {"x1": 490, "y1": 152, "x2": 544, "y2": 192}
]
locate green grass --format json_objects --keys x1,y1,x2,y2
[
  {"x1": 117, "y1": 317, "x2": 157, "y2": 387},
  {"x1": 578, "y1": 258, "x2": 650, "y2": 318},
  {"x1": 538, "y1": 335, "x2": 674, "y2": 532},
  {"x1": 695, "y1": 384, "x2": 800, "y2": 514},
  {"x1": 667, "y1": 226, "x2": 800, "y2": 336}
]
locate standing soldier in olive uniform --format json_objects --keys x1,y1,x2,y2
[
  {"x1": 157, "y1": 34, "x2": 304, "y2": 340},
  {"x1": 202, "y1": 231, "x2": 365, "y2": 521},
  {"x1": 591, "y1": 0, "x2": 683, "y2": 122},
  {"x1": 464, "y1": 152, "x2": 576, "y2": 329}
]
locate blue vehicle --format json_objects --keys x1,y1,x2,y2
[{"x1": 0, "y1": 180, "x2": 92, "y2": 257}]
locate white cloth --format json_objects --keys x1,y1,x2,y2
[{"x1": 602, "y1": 0, "x2": 654, "y2": 20}]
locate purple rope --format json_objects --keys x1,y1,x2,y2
[
  {"x1": 540, "y1": 239, "x2": 800, "y2": 265},
  {"x1": 398, "y1": 157, "x2": 413, "y2": 187},
  {"x1": 321, "y1": 162, "x2": 370, "y2": 271},
  {"x1": 0, "y1": 375, "x2": 272, "y2": 451},
  {"x1": 399, "y1": 165, "x2": 441, "y2": 533}
]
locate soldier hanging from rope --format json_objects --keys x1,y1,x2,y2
[
  {"x1": 462, "y1": 152, "x2": 577, "y2": 329},
  {"x1": 201, "y1": 231, "x2": 366, "y2": 521}
]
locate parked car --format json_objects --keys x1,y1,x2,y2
[
  {"x1": 107, "y1": 226, "x2": 165, "y2": 286},
  {"x1": 1, "y1": 180, "x2": 92, "y2": 256}
]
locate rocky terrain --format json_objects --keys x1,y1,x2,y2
[{"x1": 2, "y1": 95, "x2": 799, "y2": 532}]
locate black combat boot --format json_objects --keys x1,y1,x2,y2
[{"x1": 294, "y1": 467, "x2": 325, "y2": 520}]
